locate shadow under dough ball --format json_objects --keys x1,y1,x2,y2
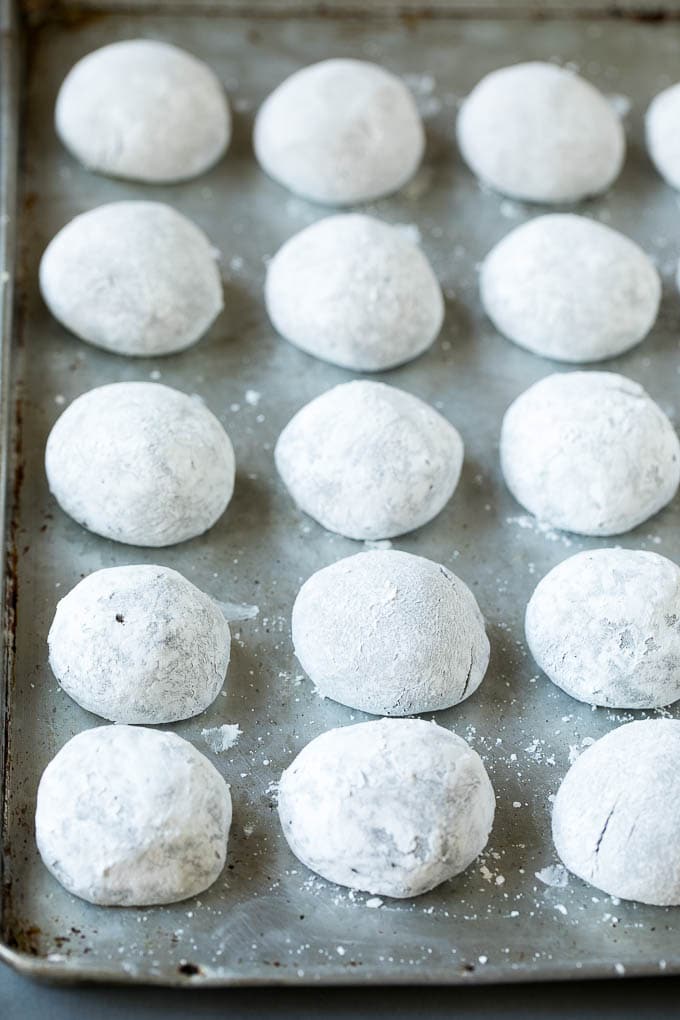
[
  {"x1": 277, "y1": 718, "x2": 495, "y2": 898},
  {"x1": 480, "y1": 214, "x2": 660, "y2": 363},
  {"x1": 553, "y1": 719, "x2": 680, "y2": 905},
  {"x1": 40, "y1": 201, "x2": 223, "y2": 356},
  {"x1": 48, "y1": 564, "x2": 231, "y2": 724},
  {"x1": 45, "y1": 381, "x2": 235, "y2": 547},
  {"x1": 254, "y1": 58, "x2": 425, "y2": 205},
  {"x1": 265, "y1": 213, "x2": 443, "y2": 372},
  {"x1": 526, "y1": 548, "x2": 680, "y2": 709},
  {"x1": 292, "y1": 549, "x2": 489, "y2": 715},
  {"x1": 457, "y1": 61, "x2": 625, "y2": 203},
  {"x1": 500, "y1": 371, "x2": 680, "y2": 536},
  {"x1": 35, "y1": 725, "x2": 232, "y2": 906},
  {"x1": 55, "y1": 39, "x2": 231, "y2": 183},
  {"x1": 275, "y1": 380, "x2": 464, "y2": 541}
]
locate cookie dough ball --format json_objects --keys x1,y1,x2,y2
[
  {"x1": 254, "y1": 59, "x2": 424, "y2": 205},
  {"x1": 481, "y1": 215, "x2": 660, "y2": 363},
  {"x1": 278, "y1": 718, "x2": 495, "y2": 898},
  {"x1": 553, "y1": 720, "x2": 680, "y2": 905},
  {"x1": 45, "y1": 382, "x2": 235, "y2": 547},
  {"x1": 500, "y1": 372, "x2": 680, "y2": 536},
  {"x1": 457, "y1": 62, "x2": 625, "y2": 203},
  {"x1": 275, "y1": 381, "x2": 463, "y2": 540},
  {"x1": 56, "y1": 40, "x2": 230, "y2": 183},
  {"x1": 49, "y1": 565, "x2": 231, "y2": 723},
  {"x1": 265, "y1": 214, "x2": 443, "y2": 372},
  {"x1": 646, "y1": 83, "x2": 680, "y2": 190},
  {"x1": 293, "y1": 550, "x2": 489, "y2": 715},
  {"x1": 526, "y1": 549, "x2": 680, "y2": 709},
  {"x1": 36, "y1": 725, "x2": 231, "y2": 906},
  {"x1": 40, "y1": 202, "x2": 223, "y2": 357}
]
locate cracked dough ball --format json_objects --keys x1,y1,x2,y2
[
  {"x1": 265, "y1": 214, "x2": 443, "y2": 372},
  {"x1": 40, "y1": 202, "x2": 223, "y2": 357},
  {"x1": 275, "y1": 381, "x2": 463, "y2": 540},
  {"x1": 457, "y1": 62, "x2": 625, "y2": 203},
  {"x1": 292, "y1": 550, "x2": 489, "y2": 715},
  {"x1": 501, "y1": 372, "x2": 680, "y2": 536},
  {"x1": 278, "y1": 718, "x2": 495, "y2": 898},
  {"x1": 481, "y1": 215, "x2": 660, "y2": 363},
  {"x1": 646, "y1": 83, "x2": 680, "y2": 190},
  {"x1": 36, "y1": 725, "x2": 232, "y2": 906},
  {"x1": 526, "y1": 549, "x2": 680, "y2": 709},
  {"x1": 56, "y1": 40, "x2": 230, "y2": 182},
  {"x1": 49, "y1": 565, "x2": 231, "y2": 724},
  {"x1": 254, "y1": 59, "x2": 424, "y2": 205},
  {"x1": 553, "y1": 719, "x2": 680, "y2": 905},
  {"x1": 45, "y1": 382, "x2": 235, "y2": 547}
]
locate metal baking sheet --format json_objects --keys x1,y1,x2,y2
[{"x1": 4, "y1": 0, "x2": 680, "y2": 987}]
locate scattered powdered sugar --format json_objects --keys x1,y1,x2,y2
[
  {"x1": 535, "y1": 864, "x2": 570, "y2": 888},
  {"x1": 607, "y1": 92, "x2": 632, "y2": 118},
  {"x1": 201, "y1": 724, "x2": 242, "y2": 754},
  {"x1": 245, "y1": 389, "x2": 262, "y2": 407},
  {"x1": 505, "y1": 514, "x2": 574, "y2": 547},
  {"x1": 214, "y1": 600, "x2": 260, "y2": 622},
  {"x1": 363, "y1": 539, "x2": 393, "y2": 550},
  {"x1": 393, "y1": 222, "x2": 422, "y2": 246}
]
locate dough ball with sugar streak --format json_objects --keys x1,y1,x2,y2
[
  {"x1": 457, "y1": 62, "x2": 625, "y2": 203},
  {"x1": 265, "y1": 214, "x2": 444, "y2": 371},
  {"x1": 500, "y1": 372, "x2": 680, "y2": 537},
  {"x1": 481, "y1": 215, "x2": 660, "y2": 363},
  {"x1": 40, "y1": 202, "x2": 223, "y2": 357},
  {"x1": 293, "y1": 550, "x2": 489, "y2": 715},
  {"x1": 275, "y1": 381, "x2": 463, "y2": 540},
  {"x1": 49, "y1": 565, "x2": 231, "y2": 724},
  {"x1": 526, "y1": 549, "x2": 680, "y2": 709},
  {"x1": 254, "y1": 59, "x2": 424, "y2": 205},
  {"x1": 36, "y1": 725, "x2": 232, "y2": 906},
  {"x1": 553, "y1": 720, "x2": 680, "y2": 905},
  {"x1": 56, "y1": 40, "x2": 230, "y2": 183},
  {"x1": 646, "y1": 83, "x2": 680, "y2": 190},
  {"x1": 45, "y1": 382, "x2": 235, "y2": 547},
  {"x1": 278, "y1": 718, "x2": 495, "y2": 898}
]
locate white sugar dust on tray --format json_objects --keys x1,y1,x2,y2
[
  {"x1": 277, "y1": 718, "x2": 495, "y2": 899},
  {"x1": 35, "y1": 726, "x2": 232, "y2": 906},
  {"x1": 48, "y1": 565, "x2": 231, "y2": 724},
  {"x1": 45, "y1": 382, "x2": 235, "y2": 546},
  {"x1": 292, "y1": 549, "x2": 489, "y2": 716}
]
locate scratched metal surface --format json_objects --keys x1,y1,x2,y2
[{"x1": 3, "y1": 0, "x2": 680, "y2": 987}]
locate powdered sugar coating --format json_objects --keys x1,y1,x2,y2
[
  {"x1": 49, "y1": 565, "x2": 231, "y2": 724},
  {"x1": 292, "y1": 550, "x2": 489, "y2": 715},
  {"x1": 275, "y1": 380, "x2": 463, "y2": 540},
  {"x1": 646, "y1": 83, "x2": 680, "y2": 190},
  {"x1": 56, "y1": 40, "x2": 230, "y2": 183},
  {"x1": 45, "y1": 382, "x2": 235, "y2": 547},
  {"x1": 457, "y1": 62, "x2": 625, "y2": 203},
  {"x1": 36, "y1": 725, "x2": 232, "y2": 906},
  {"x1": 553, "y1": 720, "x2": 680, "y2": 905},
  {"x1": 481, "y1": 215, "x2": 660, "y2": 363},
  {"x1": 278, "y1": 718, "x2": 495, "y2": 898},
  {"x1": 265, "y1": 214, "x2": 443, "y2": 371},
  {"x1": 40, "y1": 202, "x2": 223, "y2": 357},
  {"x1": 526, "y1": 549, "x2": 680, "y2": 709},
  {"x1": 500, "y1": 372, "x2": 680, "y2": 537},
  {"x1": 254, "y1": 59, "x2": 424, "y2": 205}
]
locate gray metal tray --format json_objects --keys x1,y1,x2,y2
[{"x1": 4, "y1": 0, "x2": 680, "y2": 988}]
